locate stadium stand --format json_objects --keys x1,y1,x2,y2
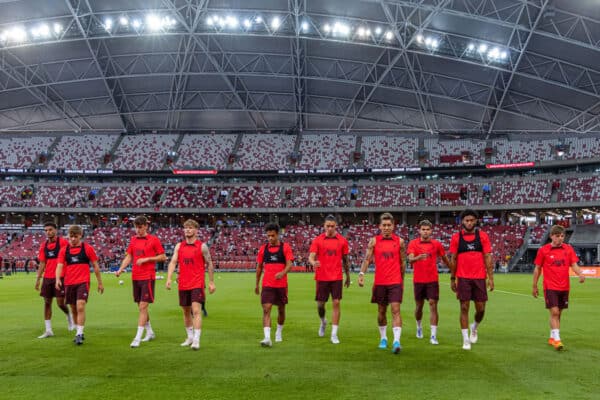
[
  {"x1": 107, "y1": 134, "x2": 178, "y2": 170},
  {"x1": 0, "y1": 136, "x2": 55, "y2": 168},
  {"x1": 362, "y1": 136, "x2": 418, "y2": 168},
  {"x1": 175, "y1": 134, "x2": 237, "y2": 169},
  {"x1": 233, "y1": 134, "x2": 296, "y2": 170},
  {"x1": 48, "y1": 134, "x2": 119, "y2": 169},
  {"x1": 425, "y1": 139, "x2": 486, "y2": 166},
  {"x1": 296, "y1": 134, "x2": 355, "y2": 169}
]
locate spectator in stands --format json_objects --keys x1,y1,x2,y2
[
  {"x1": 449, "y1": 209, "x2": 494, "y2": 351},
  {"x1": 255, "y1": 223, "x2": 294, "y2": 347},
  {"x1": 308, "y1": 215, "x2": 350, "y2": 345},
  {"x1": 357, "y1": 213, "x2": 406, "y2": 354},
  {"x1": 532, "y1": 225, "x2": 585, "y2": 351},
  {"x1": 166, "y1": 219, "x2": 216, "y2": 350},
  {"x1": 407, "y1": 220, "x2": 450, "y2": 345},
  {"x1": 35, "y1": 222, "x2": 74, "y2": 338},
  {"x1": 115, "y1": 216, "x2": 167, "y2": 348},
  {"x1": 55, "y1": 225, "x2": 104, "y2": 345}
]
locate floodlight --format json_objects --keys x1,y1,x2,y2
[
  {"x1": 120, "y1": 16, "x2": 129, "y2": 26},
  {"x1": 357, "y1": 27, "x2": 366, "y2": 37},
  {"x1": 385, "y1": 30, "x2": 393, "y2": 40},
  {"x1": 255, "y1": 16, "x2": 263, "y2": 24},
  {"x1": 9, "y1": 27, "x2": 27, "y2": 42},
  {"x1": 323, "y1": 24, "x2": 331, "y2": 33},
  {"x1": 431, "y1": 39, "x2": 439, "y2": 48},
  {"x1": 104, "y1": 17, "x2": 113, "y2": 31},
  {"x1": 375, "y1": 27, "x2": 382, "y2": 35},
  {"x1": 301, "y1": 21, "x2": 309, "y2": 32},
  {"x1": 416, "y1": 34, "x2": 424, "y2": 43},
  {"x1": 478, "y1": 43, "x2": 487, "y2": 53},
  {"x1": 271, "y1": 16, "x2": 281, "y2": 30},
  {"x1": 243, "y1": 18, "x2": 252, "y2": 28},
  {"x1": 146, "y1": 14, "x2": 162, "y2": 31},
  {"x1": 226, "y1": 16, "x2": 238, "y2": 28},
  {"x1": 467, "y1": 43, "x2": 475, "y2": 51},
  {"x1": 53, "y1": 23, "x2": 63, "y2": 34},
  {"x1": 132, "y1": 19, "x2": 141, "y2": 28}
]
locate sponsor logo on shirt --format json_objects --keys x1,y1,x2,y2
[
  {"x1": 325, "y1": 249, "x2": 337, "y2": 256},
  {"x1": 466, "y1": 244, "x2": 476, "y2": 251},
  {"x1": 269, "y1": 255, "x2": 279, "y2": 262},
  {"x1": 381, "y1": 252, "x2": 395, "y2": 260}
]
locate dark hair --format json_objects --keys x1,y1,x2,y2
[
  {"x1": 265, "y1": 223, "x2": 280, "y2": 233},
  {"x1": 324, "y1": 214, "x2": 337, "y2": 223},
  {"x1": 550, "y1": 225, "x2": 565, "y2": 235},
  {"x1": 418, "y1": 220, "x2": 432, "y2": 228},
  {"x1": 43, "y1": 221, "x2": 57, "y2": 229},
  {"x1": 134, "y1": 215, "x2": 148, "y2": 226},
  {"x1": 460, "y1": 209, "x2": 479, "y2": 220},
  {"x1": 379, "y1": 212, "x2": 394, "y2": 223}
]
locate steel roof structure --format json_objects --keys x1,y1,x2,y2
[{"x1": 0, "y1": 0, "x2": 598, "y2": 135}]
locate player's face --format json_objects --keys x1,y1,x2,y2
[
  {"x1": 184, "y1": 225, "x2": 197, "y2": 239},
  {"x1": 266, "y1": 230, "x2": 279, "y2": 245},
  {"x1": 550, "y1": 233, "x2": 565, "y2": 246},
  {"x1": 68, "y1": 233, "x2": 82, "y2": 246},
  {"x1": 44, "y1": 226, "x2": 57, "y2": 240},
  {"x1": 135, "y1": 224, "x2": 148, "y2": 237},
  {"x1": 379, "y1": 219, "x2": 394, "y2": 237},
  {"x1": 462, "y1": 216, "x2": 477, "y2": 232},
  {"x1": 419, "y1": 225, "x2": 432, "y2": 240},
  {"x1": 324, "y1": 221, "x2": 337, "y2": 237}
]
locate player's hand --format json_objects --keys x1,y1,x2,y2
[
  {"x1": 313, "y1": 261, "x2": 321, "y2": 269},
  {"x1": 165, "y1": 279, "x2": 172, "y2": 290},
  {"x1": 55, "y1": 280, "x2": 62, "y2": 290},
  {"x1": 358, "y1": 274, "x2": 364, "y2": 287},
  {"x1": 344, "y1": 276, "x2": 351, "y2": 288},
  {"x1": 115, "y1": 270, "x2": 122, "y2": 277},
  {"x1": 450, "y1": 280, "x2": 457, "y2": 293},
  {"x1": 579, "y1": 275, "x2": 585, "y2": 284},
  {"x1": 488, "y1": 278, "x2": 494, "y2": 291},
  {"x1": 255, "y1": 285, "x2": 260, "y2": 295},
  {"x1": 136, "y1": 258, "x2": 147, "y2": 266},
  {"x1": 208, "y1": 281, "x2": 216, "y2": 294},
  {"x1": 275, "y1": 272, "x2": 285, "y2": 280},
  {"x1": 418, "y1": 254, "x2": 428, "y2": 260},
  {"x1": 97, "y1": 283, "x2": 104, "y2": 294},
  {"x1": 532, "y1": 286, "x2": 539, "y2": 298},
  {"x1": 35, "y1": 279, "x2": 40, "y2": 291}
]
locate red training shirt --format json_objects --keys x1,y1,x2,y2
[
  {"x1": 126, "y1": 234, "x2": 165, "y2": 281},
  {"x1": 256, "y1": 242, "x2": 294, "y2": 288},
  {"x1": 39, "y1": 237, "x2": 69, "y2": 279},
  {"x1": 177, "y1": 240, "x2": 205, "y2": 290},
  {"x1": 407, "y1": 238, "x2": 445, "y2": 283},
  {"x1": 534, "y1": 243, "x2": 579, "y2": 291},
  {"x1": 373, "y1": 234, "x2": 403, "y2": 285},
  {"x1": 449, "y1": 229, "x2": 491, "y2": 279},
  {"x1": 309, "y1": 233, "x2": 349, "y2": 281},
  {"x1": 57, "y1": 243, "x2": 98, "y2": 285}
]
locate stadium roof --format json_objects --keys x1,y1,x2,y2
[{"x1": 0, "y1": 0, "x2": 598, "y2": 135}]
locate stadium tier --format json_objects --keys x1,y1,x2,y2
[{"x1": 2, "y1": 134, "x2": 600, "y2": 170}]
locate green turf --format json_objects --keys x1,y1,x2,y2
[{"x1": 1, "y1": 273, "x2": 598, "y2": 400}]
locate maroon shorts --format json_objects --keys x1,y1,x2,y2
[
  {"x1": 544, "y1": 289, "x2": 569, "y2": 309},
  {"x1": 261, "y1": 286, "x2": 288, "y2": 306},
  {"x1": 371, "y1": 284, "x2": 403, "y2": 305},
  {"x1": 40, "y1": 277, "x2": 65, "y2": 298},
  {"x1": 179, "y1": 288, "x2": 205, "y2": 307},
  {"x1": 456, "y1": 278, "x2": 487, "y2": 302},
  {"x1": 413, "y1": 281, "x2": 439, "y2": 301},
  {"x1": 133, "y1": 279, "x2": 155, "y2": 303},
  {"x1": 65, "y1": 282, "x2": 90, "y2": 305},
  {"x1": 315, "y1": 280, "x2": 343, "y2": 302}
]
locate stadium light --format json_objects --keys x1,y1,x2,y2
[
  {"x1": 225, "y1": 15, "x2": 238, "y2": 29},
  {"x1": 104, "y1": 17, "x2": 113, "y2": 31},
  {"x1": 271, "y1": 16, "x2": 281, "y2": 30},
  {"x1": 132, "y1": 19, "x2": 141, "y2": 28},
  {"x1": 357, "y1": 27, "x2": 366, "y2": 37},
  {"x1": 365, "y1": 28, "x2": 371, "y2": 37},
  {"x1": 431, "y1": 39, "x2": 439, "y2": 48},
  {"x1": 301, "y1": 21, "x2": 309, "y2": 32},
  {"x1": 323, "y1": 23, "x2": 331, "y2": 33},
  {"x1": 53, "y1": 23, "x2": 62, "y2": 34},
  {"x1": 385, "y1": 30, "x2": 393, "y2": 40},
  {"x1": 243, "y1": 18, "x2": 252, "y2": 28},
  {"x1": 207, "y1": 16, "x2": 214, "y2": 26},
  {"x1": 425, "y1": 37, "x2": 432, "y2": 46},
  {"x1": 8, "y1": 26, "x2": 27, "y2": 42},
  {"x1": 119, "y1": 16, "x2": 129, "y2": 26},
  {"x1": 500, "y1": 51, "x2": 508, "y2": 60},
  {"x1": 416, "y1": 34, "x2": 424, "y2": 43},
  {"x1": 375, "y1": 27, "x2": 382, "y2": 35},
  {"x1": 478, "y1": 43, "x2": 488, "y2": 53},
  {"x1": 146, "y1": 14, "x2": 162, "y2": 31},
  {"x1": 255, "y1": 16, "x2": 263, "y2": 24},
  {"x1": 467, "y1": 43, "x2": 475, "y2": 51}
]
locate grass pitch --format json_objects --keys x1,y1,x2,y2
[{"x1": 1, "y1": 272, "x2": 598, "y2": 400}]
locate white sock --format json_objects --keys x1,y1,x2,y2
[
  {"x1": 44, "y1": 320, "x2": 52, "y2": 332},
  {"x1": 379, "y1": 325, "x2": 387, "y2": 340},
  {"x1": 551, "y1": 329, "x2": 560, "y2": 341},
  {"x1": 393, "y1": 327, "x2": 402, "y2": 342},
  {"x1": 331, "y1": 325, "x2": 339, "y2": 337},
  {"x1": 462, "y1": 329, "x2": 469, "y2": 341},
  {"x1": 76, "y1": 325, "x2": 84, "y2": 336},
  {"x1": 320, "y1": 317, "x2": 327, "y2": 324},
  {"x1": 193, "y1": 329, "x2": 201, "y2": 341},
  {"x1": 276, "y1": 324, "x2": 283, "y2": 336},
  {"x1": 431, "y1": 325, "x2": 437, "y2": 337},
  {"x1": 134, "y1": 326, "x2": 144, "y2": 341},
  {"x1": 416, "y1": 320, "x2": 422, "y2": 329},
  {"x1": 186, "y1": 326, "x2": 193, "y2": 339},
  {"x1": 145, "y1": 321, "x2": 154, "y2": 336},
  {"x1": 471, "y1": 322, "x2": 479, "y2": 332},
  {"x1": 264, "y1": 327, "x2": 271, "y2": 339}
]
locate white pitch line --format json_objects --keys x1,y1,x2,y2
[{"x1": 492, "y1": 289, "x2": 532, "y2": 298}]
